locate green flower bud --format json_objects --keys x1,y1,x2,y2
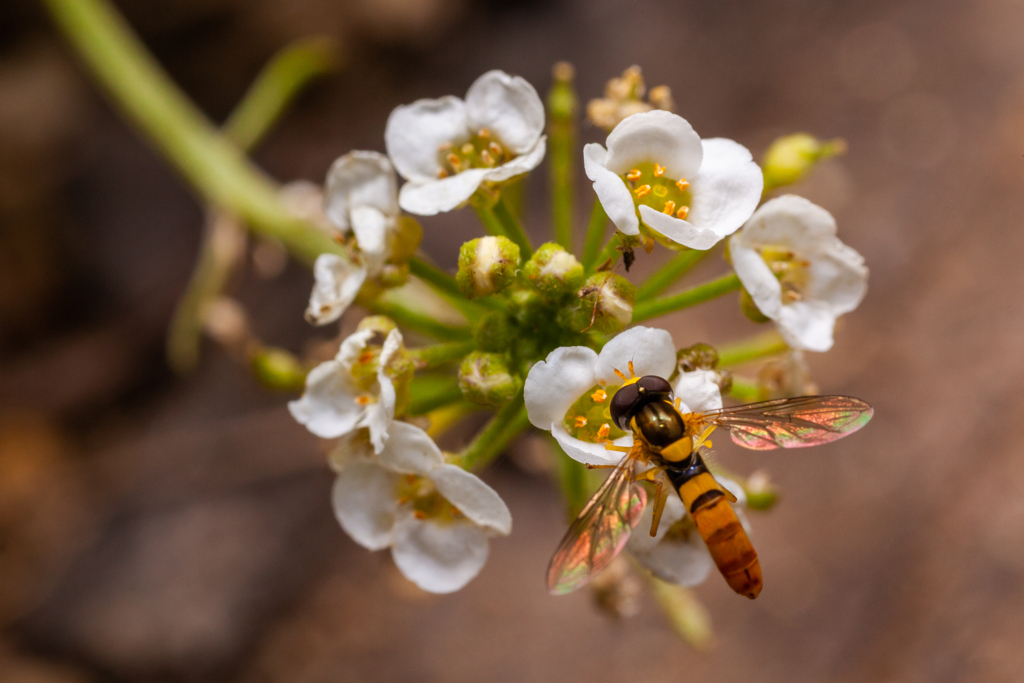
[
  {"x1": 458, "y1": 352, "x2": 520, "y2": 407},
  {"x1": 474, "y1": 310, "x2": 514, "y2": 353},
  {"x1": 547, "y1": 62, "x2": 577, "y2": 120},
  {"x1": 251, "y1": 347, "x2": 307, "y2": 392},
  {"x1": 456, "y1": 236, "x2": 520, "y2": 299},
  {"x1": 762, "y1": 133, "x2": 846, "y2": 192},
  {"x1": 577, "y1": 272, "x2": 636, "y2": 334},
  {"x1": 377, "y1": 262, "x2": 409, "y2": 288},
  {"x1": 507, "y1": 288, "x2": 543, "y2": 326},
  {"x1": 387, "y1": 215, "x2": 423, "y2": 264},
  {"x1": 676, "y1": 343, "x2": 720, "y2": 373},
  {"x1": 743, "y1": 470, "x2": 779, "y2": 511},
  {"x1": 356, "y1": 315, "x2": 397, "y2": 337},
  {"x1": 740, "y1": 288, "x2": 771, "y2": 324},
  {"x1": 523, "y1": 242, "x2": 585, "y2": 298}
]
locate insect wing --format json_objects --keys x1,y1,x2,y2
[
  {"x1": 700, "y1": 395, "x2": 873, "y2": 450},
  {"x1": 546, "y1": 454, "x2": 647, "y2": 595}
]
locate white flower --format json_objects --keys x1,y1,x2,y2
[
  {"x1": 730, "y1": 195, "x2": 868, "y2": 352},
  {"x1": 627, "y1": 474, "x2": 748, "y2": 587},
  {"x1": 305, "y1": 253, "x2": 367, "y2": 326},
  {"x1": 673, "y1": 368, "x2": 723, "y2": 414},
  {"x1": 583, "y1": 110, "x2": 763, "y2": 250},
  {"x1": 330, "y1": 421, "x2": 512, "y2": 594},
  {"x1": 524, "y1": 327, "x2": 677, "y2": 466},
  {"x1": 323, "y1": 150, "x2": 400, "y2": 275},
  {"x1": 288, "y1": 328, "x2": 402, "y2": 451},
  {"x1": 385, "y1": 70, "x2": 546, "y2": 216}
]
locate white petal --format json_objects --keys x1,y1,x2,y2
[
  {"x1": 626, "y1": 493, "x2": 686, "y2": 554},
  {"x1": 288, "y1": 359, "x2": 363, "y2": 438},
  {"x1": 363, "y1": 376, "x2": 395, "y2": 453},
  {"x1": 730, "y1": 240, "x2": 783, "y2": 320},
  {"x1": 377, "y1": 420, "x2": 445, "y2": 474},
  {"x1": 481, "y1": 136, "x2": 547, "y2": 183},
  {"x1": 805, "y1": 242, "x2": 868, "y2": 316},
  {"x1": 379, "y1": 328, "x2": 404, "y2": 366},
  {"x1": 304, "y1": 254, "x2": 367, "y2": 326},
  {"x1": 335, "y1": 328, "x2": 376, "y2": 367},
  {"x1": 323, "y1": 150, "x2": 398, "y2": 232},
  {"x1": 431, "y1": 464, "x2": 512, "y2": 536},
  {"x1": 391, "y1": 514, "x2": 490, "y2": 594},
  {"x1": 584, "y1": 143, "x2": 639, "y2": 236},
  {"x1": 776, "y1": 301, "x2": 838, "y2": 352},
  {"x1": 634, "y1": 530, "x2": 715, "y2": 587},
  {"x1": 551, "y1": 422, "x2": 631, "y2": 467},
  {"x1": 603, "y1": 110, "x2": 704, "y2": 179},
  {"x1": 398, "y1": 168, "x2": 490, "y2": 216},
  {"x1": 672, "y1": 370, "x2": 723, "y2": 413},
  {"x1": 738, "y1": 195, "x2": 836, "y2": 249},
  {"x1": 594, "y1": 326, "x2": 676, "y2": 384},
  {"x1": 350, "y1": 205, "x2": 388, "y2": 265},
  {"x1": 524, "y1": 345, "x2": 599, "y2": 428},
  {"x1": 385, "y1": 96, "x2": 469, "y2": 183},
  {"x1": 464, "y1": 70, "x2": 545, "y2": 154},
  {"x1": 639, "y1": 206, "x2": 723, "y2": 251},
  {"x1": 686, "y1": 138, "x2": 763, "y2": 243},
  {"x1": 332, "y1": 462, "x2": 400, "y2": 551}
]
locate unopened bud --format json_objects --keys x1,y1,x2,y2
[
  {"x1": 377, "y1": 262, "x2": 409, "y2": 288},
  {"x1": 676, "y1": 343, "x2": 720, "y2": 373},
  {"x1": 762, "y1": 133, "x2": 846, "y2": 192},
  {"x1": 251, "y1": 347, "x2": 307, "y2": 392},
  {"x1": 386, "y1": 215, "x2": 423, "y2": 264},
  {"x1": 740, "y1": 288, "x2": 771, "y2": 324},
  {"x1": 578, "y1": 272, "x2": 636, "y2": 333},
  {"x1": 523, "y1": 243, "x2": 584, "y2": 299},
  {"x1": 744, "y1": 469, "x2": 779, "y2": 510},
  {"x1": 459, "y1": 352, "x2": 520, "y2": 407},
  {"x1": 474, "y1": 311, "x2": 514, "y2": 353},
  {"x1": 548, "y1": 62, "x2": 577, "y2": 120},
  {"x1": 647, "y1": 85, "x2": 674, "y2": 112},
  {"x1": 456, "y1": 236, "x2": 520, "y2": 299}
]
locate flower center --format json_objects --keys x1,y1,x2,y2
[
  {"x1": 349, "y1": 346, "x2": 382, "y2": 389},
  {"x1": 760, "y1": 246, "x2": 811, "y2": 303},
  {"x1": 563, "y1": 383, "x2": 628, "y2": 442},
  {"x1": 620, "y1": 162, "x2": 692, "y2": 220},
  {"x1": 396, "y1": 474, "x2": 464, "y2": 523},
  {"x1": 437, "y1": 129, "x2": 513, "y2": 178}
]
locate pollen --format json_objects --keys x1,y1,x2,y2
[
  {"x1": 654, "y1": 163, "x2": 665, "y2": 177},
  {"x1": 676, "y1": 178, "x2": 690, "y2": 192},
  {"x1": 358, "y1": 350, "x2": 375, "y2": 364},
  {"x1": 574, "y1": 415, "x2": 589, "y2": 428},
  {"x1": 591, "y1": 389, "x2": 608, "y2": 402},
  {"x1": 652, "y1": 185, "x2": 668, "y2": 197},
  {"x1": 626, "y1": 168, "x2": 642, "y2": 181},
  {"x1": 413, "y1": 510, "x2": 427, "y2": 520},
  {"x1": 597, "y1": 423, "x2": 610, "y2": 439},
  {"x1": 355, "y1": 395, "x2": 372, "y2": 406},
  {"x1": 662, "y1": 200, "x2": 676, "y2": 215},
  {"x1": 676, "y1": 206, "x2": 690, "y2": 219},
  {"x1": 634, "y1": 184, "x2": 652, "y2": 198},
  {"x1": 437, "y1": 168, "x2": 449, "y2": 179}
]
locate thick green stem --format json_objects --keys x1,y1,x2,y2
[
  {"x1": 458, "y1": 389, "x2": 527, "y2": 470},
  {"x1": 547, "y1": 69, "x2": 577, "y2": 250},
  {"x1": 409, "y1": 339, "x2": 475, "y2": 370},
  {"x1": 635, "y1": 248, "x2": 709, "y2": 302},
  {"x1": 581, "y1": 200, "x2": 608, "y2": 271},
  {"x1": 631, "y1": 273, "x2": 741, "y2": 323},
  {"x1": 716, "y1": 330, "x2": 788, "y2": 367},
  {"x1": 728, "y1": 377, "x2": 764, "y2": 402},
  {"x1": 408, "y1": 374, "x2": 463, "y2": 415}
]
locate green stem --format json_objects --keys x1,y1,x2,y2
[
  {"x1": 408, "y1": 375, "x2": 464, "y2": 415},
  {"x1": 716, "y1": 330, "x2": 789, "y2": 367},
  {"x1": 408, "y1": 339, "x2": 475, "y2": 370},
  {"x1": 426, "y1": 401, "x2": 480, "y2": 438},
  {"x1": 631, "y1": 273, "x2": 741, "y2": 323},
  {"x1": 458, "y1": 389, "x2": 527, "y2": 470},
  {"x1": 223, "y1": 37, "x2": 340, "y2": 152},
  {"x1": 547, "y1": 72, "x2": 577, "y2": 250},
  {"x1": 368, "y1": 298, "x2": 471, "y2": 341},
  {"x1": 591, "y1": 233, "x2": 622, "y2": 272},
  {"x1": 646, "y1": 575, "x2": 714, "y2": 650},
  {"x1": 581, "y1": 199, "x2": 608, "y2": 270},
  {"x1": 728, "y1": 377, "x2": 764, "y2": 402},
  {"x1": 409, "y1": 257, "x2": 501, "y2": 314},
  {"x1": 494, "y1": 199, "x2": 533, "y2": 258},
  {"x1": 635, "y1": 248, "x2": 709, "y2": 302},
  {"x1": 41, "y1": 0, "x2": 341, "y2": 265}
]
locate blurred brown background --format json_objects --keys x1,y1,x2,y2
[{"x1": 2, "y1": 0, "x2": 1024, "y2": 681}]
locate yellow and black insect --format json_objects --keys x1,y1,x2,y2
[{"x1": 546, "y1": 364, "x2": 873, "y2": 599}]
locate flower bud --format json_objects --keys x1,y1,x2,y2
[
  {"x1": 577, "y1": 272, "x2": 636, "y2": 334},
  {"x1": 523, "y1": 242, "x2": 585, "y2": 299},
  {"x1": 456, "y1": 236, "x2": 520, "y2": 299},
  {"x1": 251, "y1": 347, "x2": 307, "y2": 392},
  {"x1": 376, "y1": 262, "x2": 409, "y2": 288},
  {"x1": 474, "y1": 310, "x2": 515, "y2": 353},
  {"x1": 458, "y1": 352, "x2": 520, "y2": 407},
  {"x1": 743, "y1": 469, "x2": 779, "y2": 511},
  {"x1": 740, "y1": 288, "x2": 771, "y2": 324},
  {"x1": 761, "y1": 133, "x2": 846, "y2": 192},
  {"x1": 547, "y1": 62, "x2": 577, "y2": 120},
  {"x1": 676, "y1": 343, "x2": 720, "y2": 373},
  {"x1": 357, "y1": 315, "x2": 397, "y2": 338},
  {"x1": 386, "y1": 215, "x2": 423, "y2": 264}
]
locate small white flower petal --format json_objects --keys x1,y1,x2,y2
[
  {"x1": 480, "y1": 136, "x2": 547, "y2": 183},
  {"x1": 737, "y1": 194, "x2": 836, "y2": 248},
  {"x1": 805, "y1": 243, "x2": 868, "y2": 315},
  {"x1": 524, "y1": 345, "x2": 600, "y2": 428},
  {"x1": 350, "y1": 206, "x2": 388, "y2": 260},
  {"x1": 603, "y1": 110, "x2": 704, "y2": 179},
  {"x1": 288, "y1": 359, "x2": 363, "y2": 438},
  {"x1": 635, "y1": 529, "x2": 715, "y2": 587},
  {"x1": 730, "y1": 239, "x2": 784, "y2": 319},
  {"x1": 363, "y1": 375, "x2": 395, "y2": 453},
  {"x1": 673, "y1": 369, "x2": 723, "y2": 414},
  {"x1": 594, "y1": 326, "x2": 676, "y2": 384},
  {"x1": 331, "y1": 462, "x2": 401, "y2": 551},
  {"x1": 385, "y1": 96, "x2": 469, "y2": 183},
  {"x1": 464, "y1": 70, "x2": 545, "y2": 154},
  {"x1": 431, "y1": 464, "x2": 512, "y2": 536},
  {"x1": 377, "y1": 420, "x2": 445, "y2": 475},
  {"x1": 639, "y1": 205, "x2": 723, "y2": 251},
  {"x1": 685, "y1": 138, "x2": 763, "y2": 244},
  {"x1": 551, "y1": 423, "x2": 631, "y2": 467},
  {"x1": 776, "y1": 301, "x2": 838, "y2": 352},
  {"x1": 391, "y1": 514, "x2": 490, "y2": 594},
  {"x1": 584, "y1": 143, "x2": 639, "y2": 236},
  {"x1": 397, "y1": 168, "x2": 490, "y2": 216},
  {"x1": 323, "y1": 150, "x2": 398, "y2": 232},
  {"x1": 304, "y1": 254, "x2": 367, "y2": 326}
]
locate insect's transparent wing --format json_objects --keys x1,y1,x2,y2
[
  {"x1": 546, "y1": 450, "x2": 647, "y2": 595},
  {"x1": 699, "y1": 395, "x2": 873, "y2": 450}
]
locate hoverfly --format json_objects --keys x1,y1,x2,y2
[{"x1": 546, "y1": 364, "x2": 873, "y2": 599}]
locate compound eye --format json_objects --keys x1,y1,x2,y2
[
  {"x1": 609, "y1": 383, "x2": 641, "y2": 431},
  {"x1": 636, "y1": 375, "x2": 673, "y2": 397}
]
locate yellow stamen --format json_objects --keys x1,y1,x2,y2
[
  {"x1": 438, "y1": 142, "x2": 452, "y2": 152},
  {"x1": 397, "y1": 496, "x2": 409, "y2": 505},
  {"x1": 574, "y1": 415, "x2": 588, "y2": 428},
  {"x1": 597, "y1": 423, "x2": 610, "y2": 440},
  {"x1": 676, "y1": 178, "x2": 690, "y2": 191},
  {"x1": 447, "y1": 153, "x2": 462, "y2": 171},
  {"x1": 358, "y1": 350, "x2": 375, "y2": 364},
  {"x1": 461, "y1": 142, "x2": 474, "y2": 155},
  {"x1": 634, "y1": 184, "x2": 652, "y2": 198},
  {"x1": 355, "y1": 395, "x2": 372, "y2": 406},
  {"x1": 481, "y1": 150, "x2": 494, "y2": 165},
  {"x1": 654, "y1": 163, "x2": 665, "y2": 177},
  {"x1": 626, "y1": 169, "x2": 642, "y2": 181},
  {"x1": 437, "y1": 168, "x2": 449, "y2": 179},
  {"x1": 413, "y1": 510, "x2": 427, "y2": 520},
  {"x1": 676, "y1": 206, "x2": 689, "y2": 219},
  {"x1": 478, "y1": 128, "x2": 490, "y2": 138},
  {"x1": 662, "y1": 200, "x2": 676, "y2": 215},
  {"x1": 591, "y1": 389, "x2": 608, "y2": 402},
  {"x1": 489, "y1": 142, "x2": 503, "y2": 157}
]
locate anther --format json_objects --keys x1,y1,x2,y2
[
  {"x1": 413, "y1": 510, "x2": 427, "y2": 520},
  {"x1": 626, "y1": 169, "x2": 642, "y2": 181},
  {"x1": 574, "y1": 415, "x2": 588, "y2": 428},
  {"x1": 355, "y1": 395, "x2": 372, "y2": 406},
  {"x1": 481, "y1": 150, "x2": 494, "y2": 166},
  {"x1": 478, "y1": 128, "x2": 490, "y2": 138},
  {"x1": 437, "y1": 168, "x2": 449, "y2": 179},
  {"x1": 591, "y1": 389, "x2": 608, "y2": 402},
  {"x1": 652, "y1": 185, "x2": 668, "y2": 197},
  {"x1": 654, "y1": 164, "x2": 665, "y2": 177},
  {"x1": 438, "y1": 142, "x2": 452, "y2": 152},
  {"x1": 597, "y1": 423, "x2": 610, "y2": 439},
  {"x1": 663, "y1": 200, "x2": 676, "y2": 215},
  {"x1": 634, "y1": 184, "x2": 652, "y2": 198},
  {"x1": 461, "y1": 142, "x2": 474, "y2": 155},
  {"x1": 447, "y1": 153, "x2": 462, "y2": 171},
  {"x1": 489, "y1": 141, "x2": 503, "y2": 157},
  {"x1": 676, "y1": 178, "x2": 690, "y2": 192},
  {"x1": 783, "y1": 289, "x2": 803, "y2": 302},
  {"x1": 358, "y1": 350, "x2": 375, "y2": 364},
  {"x1": 676, "y1": 206, "x2": 689, "y2": 219}
]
